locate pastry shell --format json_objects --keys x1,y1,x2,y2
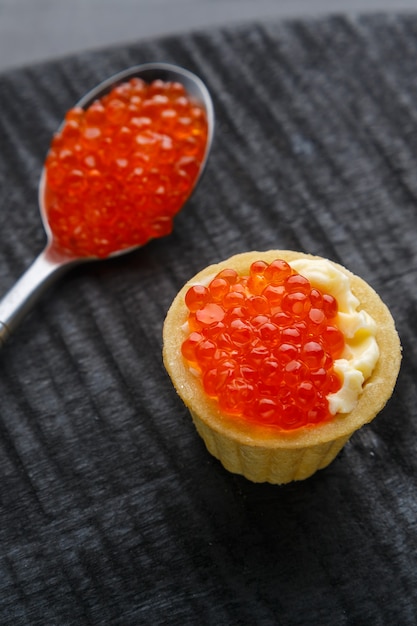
[{"x1": 163, "y1": 251, "x2": 402, "y2": 484}]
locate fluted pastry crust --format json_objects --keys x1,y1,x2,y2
[{"x1": 163, "y1": 251, "x2": 402, "y2": 483}]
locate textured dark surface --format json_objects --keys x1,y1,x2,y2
[{"x1": 0, "y1": 12, "x2": 416, "y2": 625}]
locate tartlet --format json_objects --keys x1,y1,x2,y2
[{"x1": 163, "y1": 250, "x2": 401, "y2": 484}]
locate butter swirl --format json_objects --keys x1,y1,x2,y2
[{"x1": 290, "y1": 259, "x2": 379, "y2": 415}]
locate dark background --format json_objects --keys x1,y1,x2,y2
[
  {"x1": 1, "y1": 3, "x2": 417, "y2": 626},
  {"x1": 1, "y1": 0, "x2": 417, "y2": 72}
]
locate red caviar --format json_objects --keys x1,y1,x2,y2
[
  {"x1": 44, "y1": 77, "x2": 208, "y2": 257},
  {"x1": 181, "y1": 260, "x2": 345, "y2": 430}
]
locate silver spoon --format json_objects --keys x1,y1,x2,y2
[{"x1": 0, "y1": 62, "x2": 214, "y2": 347}]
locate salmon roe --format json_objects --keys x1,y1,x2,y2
[
  {"x1": 44, "y1": 77, "x2": 208, "y2": 257},
  {"x1": 181, "y1": 260, "x2": 345, "y2": 430}
]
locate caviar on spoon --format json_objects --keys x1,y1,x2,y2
[{"x1": 0, "y1": 63, "x2": 214, "y2": 347}]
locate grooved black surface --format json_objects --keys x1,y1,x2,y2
[{"x1": 0, "y1": 12, "x2": 416, "y2": 625}]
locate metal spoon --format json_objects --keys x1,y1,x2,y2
[{"x1": 0, "y1": 62, "x2": 214, "y2": 347}]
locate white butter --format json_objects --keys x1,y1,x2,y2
[{"x1": 290, "y1": 259, "x2": 379, "y2": 414}]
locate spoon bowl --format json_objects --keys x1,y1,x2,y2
[{"x1": 0, "y1": 63, "x2": 214, "y2": 347}]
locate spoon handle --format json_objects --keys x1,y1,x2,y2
[{"x1": 0, "y1": 244, "x2": 78, "y2": 347}]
